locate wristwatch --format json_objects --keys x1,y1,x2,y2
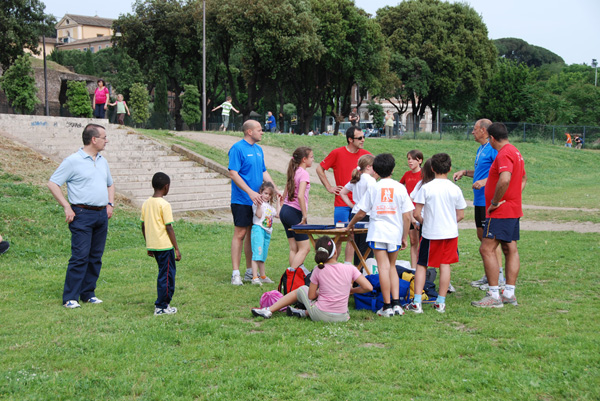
[
  {"x1": 491, "y1": 201, "x2": 499, "y2": 206},
  {"x1": 108, "y1": 202, "x2": 114, "y2": 207}
]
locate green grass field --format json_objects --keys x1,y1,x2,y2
[{"x1": 1, "y1": 133, "x2": 599, "y2": 400}]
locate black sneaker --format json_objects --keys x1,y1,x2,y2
[{"x1": 286, "y1": 306, "x2": 307, "y2": 318}]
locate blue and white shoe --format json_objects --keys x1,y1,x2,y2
[
  {"x1": 64, "y1": 300, "x2": 81, "y2": 309},
  {"x1": 85, "y1": 297, "x2": 103, "y2": 304}
]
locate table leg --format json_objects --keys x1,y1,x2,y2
[{"x1": 350, "y1": 239, "x2": 371, "y2": 275}]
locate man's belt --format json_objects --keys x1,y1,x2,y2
[{"x1": 71, "y1": 204, "x2": 106, "y2": 211}]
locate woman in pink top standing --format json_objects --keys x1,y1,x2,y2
[
  {"x1": 252, "y1": 236, "x2": 373, "y2": 322},
  {"x1": 279, "y1": 147, "x2": 313, "y2": 272},
  {"x1": 92, "y1": 79, "x2": 110, "y2": 119}
]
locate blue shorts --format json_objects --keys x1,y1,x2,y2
[
  {"x1": 483, "y1": 217, "x2": 520, "y2": 243},
  {"x1": 368, "y1": 241, "x2": 400, "y2": 253},
  {"x1": 231, "y1": 203, "x2": 253, "y2": 227},
  {"x1": 334, "y1": 206, "x2": 352, "y2": 225},
  {"x1": 251, "y1": 225, "x2": 271, "y2": 262},
  {"x1": 280, "y1": 204, "x2": 308, "y2": 241}
]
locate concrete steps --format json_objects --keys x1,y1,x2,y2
[{"x1": 0, "y1": 115, "x2": 232, "y2": 212}]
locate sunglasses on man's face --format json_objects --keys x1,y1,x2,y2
[{"x1": 353, "y1": 136, "x2": 365, "y2": 140}]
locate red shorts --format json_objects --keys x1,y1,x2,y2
[{"x1": 417, "y1": 237, "x2": 459, "y2": 268}]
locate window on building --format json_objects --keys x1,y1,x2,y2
[
  {"x1": 98, "y1": 45, "x2": 102, "y2": 50},
  {"x1": 90, "y1": 47, "x2": 94, "y2": 53},
  {"x1": 97, "y1": 34, "x2": 104, "y2": 37},
  {"x1": 83, "y1": 47, "x2": 87, "y2": 52}
]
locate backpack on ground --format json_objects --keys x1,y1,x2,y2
[{"x1": 278, "y1": 266, "x2": 311, "y2": 295}]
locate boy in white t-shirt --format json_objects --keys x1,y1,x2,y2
[
  {"x1": 407, "y1": 153, "x2": 467, "y2": 314},
  {"x1": 347, "y1": 153, "x2": 414, "y2": 317}
]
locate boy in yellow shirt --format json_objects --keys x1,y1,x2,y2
[{"x1": 141, "y1": 172, "x2": 181, "y2": 315}]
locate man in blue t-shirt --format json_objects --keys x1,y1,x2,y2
[
  {"x1": 453, "y1": 119, "x2": 504, "y2": 289},
  {"x1": 265, "y1": 111, "x2": 276, "y2": 133},
  {"x1": 228, "y1": 119, "x2": 278, "y2": 285}
]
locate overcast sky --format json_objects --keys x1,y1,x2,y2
[{"x1": 43, "y1": 0, "x2": 599, "y2": 66}]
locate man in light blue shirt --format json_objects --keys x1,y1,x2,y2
[
  {"x1": 48, "y1": 124, "x2": 115, "y2": 309},
  {"x1": 453, "y1": 119, "x2": 504, "y2": 289}
]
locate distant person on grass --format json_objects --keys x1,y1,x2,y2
[
  {"x1": 141, "y1": 172, "x2": 181, "y2": 316},
  {"x1": 453, "y1": 119, "x2": 505, "y2": 290},
  {"x1": 565, "y1": 133, "x2": 572, "y2": 148},
  {"x1": 48, "y1": 124, "x2": 114, "y2": 309},
  {"x1": 228, "y1": 120, "x2": 278, "y2": 286},
  {"x1": 472, "y1": 122, "x2": 527, "y2": 309},
  {"x1": 265, "y1": 111, "x2": 277, "y2": 133},
  {"x1": 251, "y1": 236, "x2": 373, "y2": 321},
  {"x1": 212, "y1": 96, "x2": 239, "y2": 131},
  {"x1": 405, "y1": 153, "x2": 467, "y2": 314},
  {"x1": 347, "y1": 153, "x2": 414, "y2": 318}
]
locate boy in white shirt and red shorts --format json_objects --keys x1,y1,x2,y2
[{"x1": 407, "y1": 153, "x2": 467, "y2": 314}]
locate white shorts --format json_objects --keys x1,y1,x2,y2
[{"x1": 368, "y1": 241, "x2": 400, "y2": 253}]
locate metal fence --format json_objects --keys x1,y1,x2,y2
[{"x1": 391, "y1": 122, "x2": 600, "y2": 148}]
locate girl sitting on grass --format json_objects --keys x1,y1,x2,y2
[{"x1": 251, "y1": 236, "x2": 373, "y2": 322}]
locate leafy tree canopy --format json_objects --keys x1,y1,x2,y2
[
  {"x1": 0, "y1": 0, "x2": 53, "y2": 69},
  {"x1": 376, "y1": 0, "x2": 497, "y2": 124},
  {"x1": 494, "y1": 38, "x2": 564, "y2": 68},
  {"x1": 0, "y1": 54, "x2": 39, "y2": 114}
]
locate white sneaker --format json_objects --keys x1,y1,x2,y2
[
  {"x1": 393, "y1": 305, "x2": 405, "y2": 316},
  {"x1": 231, "y1": 274, "x2": 243, "y2": 286},
  {"x1": 376, "y1": 307, "x2": 395, "y2": 317},
  {"x1": 154, "y1": 305, "x2": 178, "y2": 315},
  {"x1": 433, "y1": 303, "x2": 446, "y2": 313},
  {"x1": 243, "y1": 268, "x2": 253, "y2": 282},
  {"x1": 479, "y1": 282, "x2": 506, "y2": 291},
  {"x1": 64, "y1": 300, "x2": 81, "y2": 309},
  {"x1": 251, "y1": 278, "x2": 262, "y2": 286},
  {"x1": 86, "y1": 297, "x2": 103, "y2": 304},
  {"x1": 259, "y1": 276, "x2": 275, "y2": 284},
  {"x1": 251, "y1": 307, "x2": 272, "y2": 318},
  {"x1": 405, "y1": 302, "x2": 423, "y2": 314},
  {"x1": 447, "y1": 283, "x2": 456, "y2": 293},
  {"x1": 470, "y1": 275, "x2": 488, "y2": 287}
]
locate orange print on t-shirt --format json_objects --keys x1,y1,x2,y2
[{"x1": 381, "y1": 188, "x2": 394, "y2": 202}]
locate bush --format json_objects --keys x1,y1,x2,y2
[
  {"x1": 129, "y1": 82, "x2": 150, "y2": 125},
  {"x1": 0, "y1": 54, "x2": 39, "y2": 114},
  {"x1": 180, "y1": 84, "x2": 202, "y2": 129},
  {"x1": 65, "y1": 81, "x2": 93, "y2": 118}
]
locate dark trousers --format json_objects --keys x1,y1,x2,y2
[
  {"x1": 154, "y1": 249, "x2": 176, "y2": 309},
  {"x1": 350, "y1": 213, "x2": 370, "y2": 266},
  {"x1": 63, "y1": 207, "x2": 108, "y2": 303},
  {"x1": 94, "y1": 103, "x2": 106, "y2": 119}
]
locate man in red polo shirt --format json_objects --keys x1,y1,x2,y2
[{"x1": 472, "y1": 122, "x2": 527, "y2": 308}]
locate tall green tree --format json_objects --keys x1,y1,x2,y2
[
  {"x1": 153, "y1": 76, "x2": 169, "y2": 129},
  {"x1": 208, "y1": 0, "x2": 324, "y2": 128},
  {"x1": 65, "y1": 81, "x2": 93, "y2": 118},
  {"x1": 0, "y1": 0, "x2": 52, "y2": 68},
  {"x1": 180, "y1": 84, "x2": 202, "y2": 129},
  {"x1": 129, "y1": 82, "x2": 150, "y2": 126},
  {"x1": 479, "y1": 59, "x2": 534, "y2": 122},
  {"x1": 115, "y1": 0, "x2": 204, "y2": 130},
  {"x1": 0, "y1": 54, "x2": 39, "y2": 114},
  {"x1": 376, "y1": 0, "x2": 496, "y2": 131},
  {"x1": 494, "y1": 38, "x2": 564, "y2": 68}
]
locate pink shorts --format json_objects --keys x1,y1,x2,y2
[{"x1": 417, "y1": 237, "x2": 458, "y2": 268}]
